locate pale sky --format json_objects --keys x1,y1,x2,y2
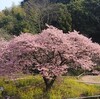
[{"x1": 0, "y1": 0, "x2": 23, "y2": 11}]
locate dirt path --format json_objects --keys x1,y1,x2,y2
[{"x1": 79, "y1": 75, "x2": 100, "y2": 84}]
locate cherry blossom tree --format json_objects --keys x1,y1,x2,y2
[{"x1": 0, "y1": 26, "x2": 100, "y2": 91}]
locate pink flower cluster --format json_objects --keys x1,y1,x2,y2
[{"x1": 0, "y1": 26, "x2": 100, "y2": 79}]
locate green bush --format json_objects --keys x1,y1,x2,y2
[
  {"x1": 18, "y1": 88, "x2": 43, "y2": 99},
  {"x1": 15, "y1": 75, "x2": 43, "y2": 87}
]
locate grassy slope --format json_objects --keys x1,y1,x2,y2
[{"x1": 0, "y1": 75, "x2": 100, "y2": 99}]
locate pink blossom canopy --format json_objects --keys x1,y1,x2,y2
[{"x1": 0, "y1": 26, "x2": 100, "y2": 79}]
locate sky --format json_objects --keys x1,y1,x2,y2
[{"x1": 0, "y1": 0, "x2": 23, "y2": 11}]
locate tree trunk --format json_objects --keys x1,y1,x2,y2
[{"x1": 43, "y1": 76, "x2": 56, "y2": 91}]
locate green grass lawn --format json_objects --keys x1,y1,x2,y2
[{"x1": 0, "y1": 75, "x2": 100, "y2": 99}]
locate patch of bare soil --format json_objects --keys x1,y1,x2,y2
[{"x1": 80, "y1": 75, "x2": 100, "y2": 84}]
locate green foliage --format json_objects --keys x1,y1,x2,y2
[
  {"x1": 21, "y1": 0, "x2": 72, "y2": 33},
  {"x1": 48, "y1": 77, "x2": 100, "y2": 98},
  {"x1": 0, "y1": 0, "x2": 100, "y2": 42},
  {"x1": 0, "y1": 6, "x2": 34, "y2": 36},
  {"x1": 15, "y1": 75, "x2": 43, "y2": 87},
  {"x1": 3, "y1": 83, "x2": 17, "y2": 96},
  {"x1": 0, "y1": 28, "x2": 12, "y2": 40},
  {"x1": 41, "y1": 3, "x2": 72, "y2": 32},
  {"x1": 0, "y1": 76, "x2": 99, "y2": 99},
  {"x1": 67, "y1": 0, "x2": 100, "y2": 42},
  {"x1": 18, "y1": 87, "x2": 43, "y2": 99}
]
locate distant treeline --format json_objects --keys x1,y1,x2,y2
[{"x1": 0, "y1": 0, "x2": 100, "y2": 43}]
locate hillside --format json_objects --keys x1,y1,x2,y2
[
  {"x1": 21, "y1": 0, "x2": 70, "y2": 5},
  {"x1": 0, "y1": 0, "x2": 100, "y2": 43}
]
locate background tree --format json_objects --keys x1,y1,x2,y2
[
  {"x1": 21, "y1": 0, "x2": 72, "y2": 33},
  {"x1": 41, "y1": 3, "x2": 72, "y2": 32},
  {"x1": 0, "y1": 6, "x2": 31, "y2": 36},
  {"x1": 21, "y1": 0, "x2": 71, "y2": 6},
  {"x1": 0, "y1": 0, "x2": 100, "y2": 43},
  {"x1": 67, "y1": 0, "x2": 100, "y2": 42},
  {"x1": 0, "y1": 26, "x2": 100, "y2": 91},
  {"x1": 21, "y1": 0, "x2": 50, "y2": 33}
]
